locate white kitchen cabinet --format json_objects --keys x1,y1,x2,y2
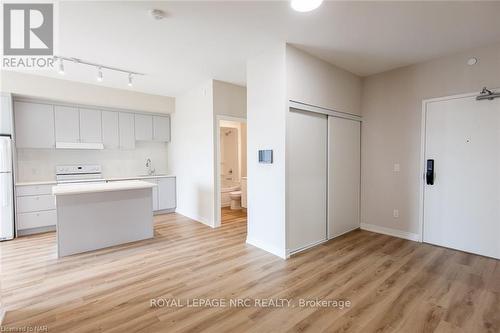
[
  {"x1": 55, "y1": 105, "x2": 80, "y2": 143},
  {"x1": 17, "y1": 194, "x2": 56, "y2": 213},
  {"x1": 158, "y1": 177, "x2": 176, "y2": 210},
  {"x1": 143, "y1": 179, "x2": 159, "y2": 211},
  {"x1": 79, "y1": 108, "x2": 102, "y2": 143},
  {"x1": 16, "y1": 184, "x2": 57, "y2": 233},
  {"x1": 0, "y1": 93, "x2": 12, "y2": 135},
  {"x1": 135, "y1": 114, "x2": 153, "y2": 141},
  {"x1": 153, "y1": 115, "x2": 170, "y2": 142},
  {"x1": 17, "y1": 210, "x2": 57, "y2": 230},
  {"x1": 119, "y1": 112, "x2": 135, "y2": 150},
  {"x1": 14, "y1": 101, "x2": 55, "y2": 149},
  {"x1": 102, "y1": 111, "x2": 120, "y2": 149}
]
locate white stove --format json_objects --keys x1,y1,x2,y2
[{"x1": 56, "y1": 165, "x2": 105, "y2": 184}]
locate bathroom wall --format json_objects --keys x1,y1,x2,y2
[
  {"x1": 16, "y1": 141, "x2": 168, "y2": 182},
  {"x1": 220, "y1": 127, "x2": 239, "y2": 181},
  {"x1": 219, "y1": 119, "x2": 247, "y2": 181}
]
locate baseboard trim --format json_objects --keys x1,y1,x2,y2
[
  {"x1": 360, "y1": 223, "x2": 420, "y2": 242},
  {"x1": 17, "y1": 225, "x2": 56, "y2": 236},
  {"x1": 287, "y1": 238, "x2": 328, "y2": 258},
  {"x1": 154, "y1": 208, "x2": 176, "y2": 215},
  {"x1": 175, "y1": 210, "x2": 215, "y2": 228},
  {"x1": 246, "y1": 237, "x2": 287, "y2": 259}
]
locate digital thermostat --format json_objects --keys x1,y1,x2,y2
[{"x1": 258, "y1": 150, "x2": 273, "y2": 164}]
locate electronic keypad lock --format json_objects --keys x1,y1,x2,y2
[{"x1": 426, "y1": 159, "x2": 434, "y2": 185}]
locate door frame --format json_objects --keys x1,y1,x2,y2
[
  {"x1": 214, "y1": 115, "x2": 247, "y2": 228},
  {"x1": 418, "y1": 89, "x2": 498, "y2": 243}
]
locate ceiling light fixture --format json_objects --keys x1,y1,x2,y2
[
  {"x1": 150, "y1": 9, "x2": 166, "y2": 20},
  {"x1": 97, "y1": 67, "x2": 103, "y2": 82},
  {"x1": 291, "y1": 0, "x2": 324, "y2": 12},
  {"x1": 53, "y1": 56, "x2": 145, "y2": 87},
  {"x1": 58, "y1": 58, "x2": 65, "y2": 75}
]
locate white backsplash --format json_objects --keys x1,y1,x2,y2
[{"x1": 16, "y1": 141, "x2": 168, "y2": 182}]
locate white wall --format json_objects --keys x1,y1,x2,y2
[
  {"x1": 213, "y1": 80, "x2": 247, "y2": 118},
  {"x1": 286, "y1": 45, "x2": 362, "y2": 115},
  {"x1": 361, "y1": 42, "x2": 500, "y2": 237},
  {"x1": 16, "y1": 142, "x2": 168, "y2": 182},
  {"x1": 169, "y1": 80, "x2": 215, "y2": 227},
  {"x1": 246, "y1": 43, "x2": 287, "y2": 258},
  {"x1": 1, "y1": 71, "x2": 174, "y2": 114}
]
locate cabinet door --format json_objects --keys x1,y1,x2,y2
[
  {"x1": 79, "y1": 108, "x2": 102, "y2": 143},
  {"x1": 143, "y1": 179, "x2": 159, "y2": 211},
  {"x1": 55, "y1": 105, "x2": 80, "y2": 142},
  {"x1": 102, "y1": 111, "x2": 119, "y2": 149},
  {"x1": 135, "y1": 114, "x2": 153, "y2": 141},
  {"x1": 153, "y1": 115, "x2": 170, "y2": 142},
  {"x1": 158, "y1": 177, "x2": 176, "y2": 210},
  {"x1": 0, "y1": 94, "x2": 12, "y2": 135},
  {"x1": 14, "y1": 101, "x2": 55, "y2": 148},
  {"x1": 119, "y1": 112, "x2": 135, "y2": 149}
]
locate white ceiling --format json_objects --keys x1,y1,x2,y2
[{"x1": 22, "y1": 1, "x2": 500, "y2": 97}]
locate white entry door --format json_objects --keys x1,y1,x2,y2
[{"x1": 424, "y1": 95, "x2": 500, "y2": 259}]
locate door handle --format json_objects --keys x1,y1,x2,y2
[{"x1": 426, "y1": 159, "x2": 434, "y2": 185}]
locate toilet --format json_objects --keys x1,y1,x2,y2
[{"x1": 229, "y1": 191, "x2": 242, "y2": 210}]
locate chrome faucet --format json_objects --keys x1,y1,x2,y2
[{"x1": 146, "y1": 158, "x2": 155, "y2": 176}]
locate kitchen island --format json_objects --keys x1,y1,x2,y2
[{"x1": 52, "y1": 180, "x2": 156, "y2": 257}]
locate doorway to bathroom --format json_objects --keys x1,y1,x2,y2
[{"x1": 215, "y1": 116, "x2": 247, "y2": 227}]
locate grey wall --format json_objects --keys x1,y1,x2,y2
[{"x1": 361, "y1": 42, "x2": 500, "y2": 236}]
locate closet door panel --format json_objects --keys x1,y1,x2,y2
[
  {"x1": 287, "y1": 108, "x2": 328, "y2": 253},
  {"x1": 328, "y1": 117, "x2": 360, "y2": 239}
]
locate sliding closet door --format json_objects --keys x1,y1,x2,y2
[
  {"x1": 287, "y1": 108, "x2": 328, "y2": 252},
  {"x1": 328, "y1": 117, "x2": 360, "y2": 239}
]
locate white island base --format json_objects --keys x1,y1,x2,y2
[{"x1": 53, "y1": 181, "x2": 155, "y2": 257}]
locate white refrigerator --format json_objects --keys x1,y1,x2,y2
[{"x1": 0, "y1": 136, "x2": 14, "y2": 241}]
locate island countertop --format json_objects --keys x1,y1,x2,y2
[{"x1": 52, "y1": 180, "x2": 157, "y2": 196}]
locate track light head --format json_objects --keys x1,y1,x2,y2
[
  {"x1": 97, "y1": 67, "x2": 103, "y2": 82},
  {"x1": 128, "y1": 73, "x2": 133, "y2": 87},
  {"x1": 58, "y1": 59, "x2": 65, "y2": 75}
]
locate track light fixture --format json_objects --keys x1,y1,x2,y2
[{"x1": 53, "y1": 56, "x2": 144, "y2": 87}]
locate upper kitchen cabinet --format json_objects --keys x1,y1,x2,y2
[
  {"x1": 14, "y1": 101, "x2": 55, "y2": 149},
  {"x1": 119, "y1": 112, "x2": 135, "y2": 150},
  {"x1": 101, "y1": 111, "x2": 119, "y2": 149},
  {"x1": 79, "y1": 108, "x2": 102, "y2": 143},
  {"x1": 153, "y1": 115, "x2": 170, "y2": 142},
  {"x1": 0, "y1": 93, "x2": 13, "y2": 135},
  {"x1": 55, "y1": 106, "x2": 80, "y2": 143},
  {"x1": 135, "y1": 114, "x2": 153, "y2": 141}
]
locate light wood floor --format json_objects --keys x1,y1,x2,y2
[{"x1": 1, "y1": 211, "x2": 499, "y2": 333}]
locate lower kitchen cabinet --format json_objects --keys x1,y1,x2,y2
[
  {"x1": 108, "y1": 176, "x2": 176, "y2": 212},
  {"x1": 158, "y1": 177, "x2": 176, "y2": 210},
  {"x1": 16, "y1": 184, "x2": 57, "y2": 234}
]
